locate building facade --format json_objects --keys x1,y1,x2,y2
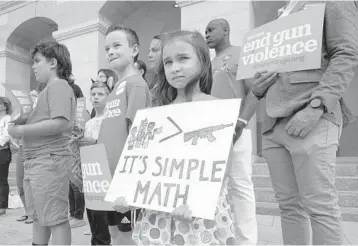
[{"x1": 0, "y1": 0, "x2": 357, "y2": 159}]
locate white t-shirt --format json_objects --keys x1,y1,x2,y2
[
  {"x1": 84, "y1": 115, "x2": 104, "y2": 141},
  {"x1": 0, "y1": 115, "x2": 10, "y2": 147}
]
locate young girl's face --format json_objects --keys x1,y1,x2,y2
[
  {"x1": 162, "y1": 40, "x2": 200, "y2": 89},
  {"x1": 90, "y1": 87, "x2": 109, "y2": 110}
]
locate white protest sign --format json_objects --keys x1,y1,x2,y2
[{"x1": 105, "y1": 99, "x2": 241, "y2": 220}]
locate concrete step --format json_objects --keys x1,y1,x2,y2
[
  {"x1": 255, "y1": 188, "x2": 358, "y2": 208},
  {"x1": 256, "y1": 202, "x2": 358, "y2": 222},
  {"x1": 253, "y1": 175, "x2": 358, "y2": 192},
  {"x1": 253, "y1": 161, "x2": 358, "y2": 177}
]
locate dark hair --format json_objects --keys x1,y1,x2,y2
[
  {"x1": 90, "y1": 81, "x2": 111, "y2": 93},
  {"x1": 106, "y1": 25, "x2": 140, "y2": 62},
  {"x1": 135, "y1": 59, "x2": 147, "y2": 78},
  {"x1": 31, "y1": 40, "x2": 74, "y2": 84},
  {"x1": 0, "y1": 97, "x2": 13, "y2": 115},
  {"x1": 155, "y1": 30, "x2": 213, "y2": 106},
  {"x1": 97, "y1": 69, "x2": 117, "y2": 84}
]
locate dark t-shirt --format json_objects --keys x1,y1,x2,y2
[
  {"x1": 22, "y1": 79, "x2": 76, "y2": 158},
  {"x1": 97, "y1": 74, "x2": 151, "y2": 175}
]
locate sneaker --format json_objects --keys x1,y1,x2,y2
[
  {"x1": 69, "y1": 218, "x2": 86, "y2": 229},
  {"x1": 84, "y1": 230, "x2": 91, "y2": 235}
]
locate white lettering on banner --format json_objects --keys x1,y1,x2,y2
[
  {"x1": 83, "y1": 179, "x2": 110, "y2": 193},
  {"x1": 103, "y1": 99, "x2": 121, "y2": 119},
  {"x1": 82, "y1": 162, "x2": 103, "y2": 179},
  {"x1": 242, "y1": 24, "x2": 317, "y2": 65}
]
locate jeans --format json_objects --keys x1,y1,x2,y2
[
  {"x1": 228, "y1": 129, "x2": 258, "y2": 245},
  {"x1": 262, "y1": 117, "x2": 342, "y2": 245},
  {"x1": 0, "y1": 148, "x2": 11, "y2": 209},
  {"x1": 87, "y1": 208, "x2": 111, "y2": 245},
  {"x1": 16, "y1": 147, "x2": 26, "y2": 210},
  {"x1": 69, "y1": 181, "x2": 85, "y2": 219}
]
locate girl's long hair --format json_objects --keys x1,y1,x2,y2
[{"x1": 155, "y1": 30, "x2": 213, "y2": 106}]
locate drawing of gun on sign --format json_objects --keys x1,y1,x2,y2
[{"x1": 184, "y1": 123, "x2": 233, "y2": 145}]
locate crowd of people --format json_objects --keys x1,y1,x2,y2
[{"x1": 0, "y1": 1, "x2": 357, "y2": 245}]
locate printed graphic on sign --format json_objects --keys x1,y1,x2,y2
[
  {"x1": 80, "y1": 144, "x2": 114, "y2": 211},
  {"x1": 105, "y1": 99, "x2": 241, "y2": 220},
  {"x1": 237, "y1": 4, "x2": 325, "y2": 80},
  {"x1": 75, "y1": 97, "x2": 87, "y2": 130}
]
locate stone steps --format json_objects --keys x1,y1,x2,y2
[
  {"x1": 255, "y1": 188, "x2": 358, "y2": 208},
  {"x1": 253, "y1": 158, "x2": 358, "y2": 222},
  {"x1": 256, "y1": 201, "x2": 358, "y2": 222}
]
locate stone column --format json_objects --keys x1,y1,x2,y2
[{"x1": 53, "y1": 17, "x2": 110, "y2": 111}]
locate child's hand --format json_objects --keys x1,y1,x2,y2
[
  {"x1": 172, "y1": 204, "x2": 193, "y2": 222},
  {"x1": 113, "y1": 197, "x2": 134, "y2": 213}
]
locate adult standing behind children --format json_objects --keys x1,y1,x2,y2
[
  {"x1": 8, "y1": 41, "x2": 76, "y2": 245},
  {"x1": 96, "y1": 25, "x2": 151, "y2": 245},
  {"x1": 0, "y1": 97, "x2": 12, "y2": 217},
  {"x1": 206, "y1": 19, "x2": 278, "y2": 245},
  {"x1": 261, "y1": 2, "x2": 358, "y2": 244}
]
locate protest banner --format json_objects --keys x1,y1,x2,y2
[
  {"x1": 237, "y1": 4, "x2": 325, "y2": 80},
  {"x1": 105, "y1": 99, "x2": 241, "y2": 220},
  {"x1": 80, "y1": 143, "x2": 114, "y2": 211},
  {"x1": 76, "y1": 97, "x2": 87, "y2": 130},
  {"x1": 1, "y1": 83, "x2": 33, "y2": 124}
]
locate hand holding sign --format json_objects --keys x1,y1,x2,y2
[
  {"x1": 172, "y1": 204, "x2": 193, "y2": 222},
  {"x1": 250, "y1": 71, "x2": 278, "y2": 99},
  {"x1": 112, "y1": 197, "x2": 138, "y2": 213}
]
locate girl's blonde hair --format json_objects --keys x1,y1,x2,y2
[{"x1": 154, "y1": 30, "x2": 213, "y2": 106}]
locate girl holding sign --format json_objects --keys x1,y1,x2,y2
[{"x1": 113, "y1": 30, "x2": 236, "y2": 245}]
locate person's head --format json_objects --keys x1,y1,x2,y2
[
  {"x1": 105, "y1": 25, "x2": 140, "y2": 73},
  {"x1": 155, "y1": 30, "x2": 213, "y2": 106},
  {"x1": 29, "y1": 90, "x2": 38, "y2": 104},
  {"x1": 92, "y1": 68, "x2": 117, "y2": 91},
  {"x1": 90, "y1": 81, "x2": 110, "y2": 112},
  {"x1": 0, "y1": 97, "x2": 12, "y2": 116},
  {"x1": 31, "y1": 41, "x2": 73, "y2": 84},
  {"x1": 134, "y1": 59, "x2": 147, "y2": 78},
  {"x1": 148, "y1": 35, "x2": 164, "y2": 70},
  {"x1": 205, "y1": 19, "x2": 230, "y2": 49}
]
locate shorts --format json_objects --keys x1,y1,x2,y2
[
  {"x1": 105, "y1": 209, "x2": 141, "y2": 232},
  {"x1": 23, "y1": 154, "x2": 71, "y2": 226}
]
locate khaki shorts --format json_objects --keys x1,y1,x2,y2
[{"x1": 23, "y1": 154, "x2": 72, "y2": 226}]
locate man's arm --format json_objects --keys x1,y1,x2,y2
[{"x1": 310, "y1": 2, "x2": 358, "y2": 112}]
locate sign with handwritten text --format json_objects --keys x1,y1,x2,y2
[
  {"x1": 80, "y1": 143, "x2": 114, "y2": 211},
  {"x1": 237, "y1": 4, "x2": 325, "y2": 80},
  {"x1": 105, "y1": 99, "x2": 241, "y2": 220}
]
